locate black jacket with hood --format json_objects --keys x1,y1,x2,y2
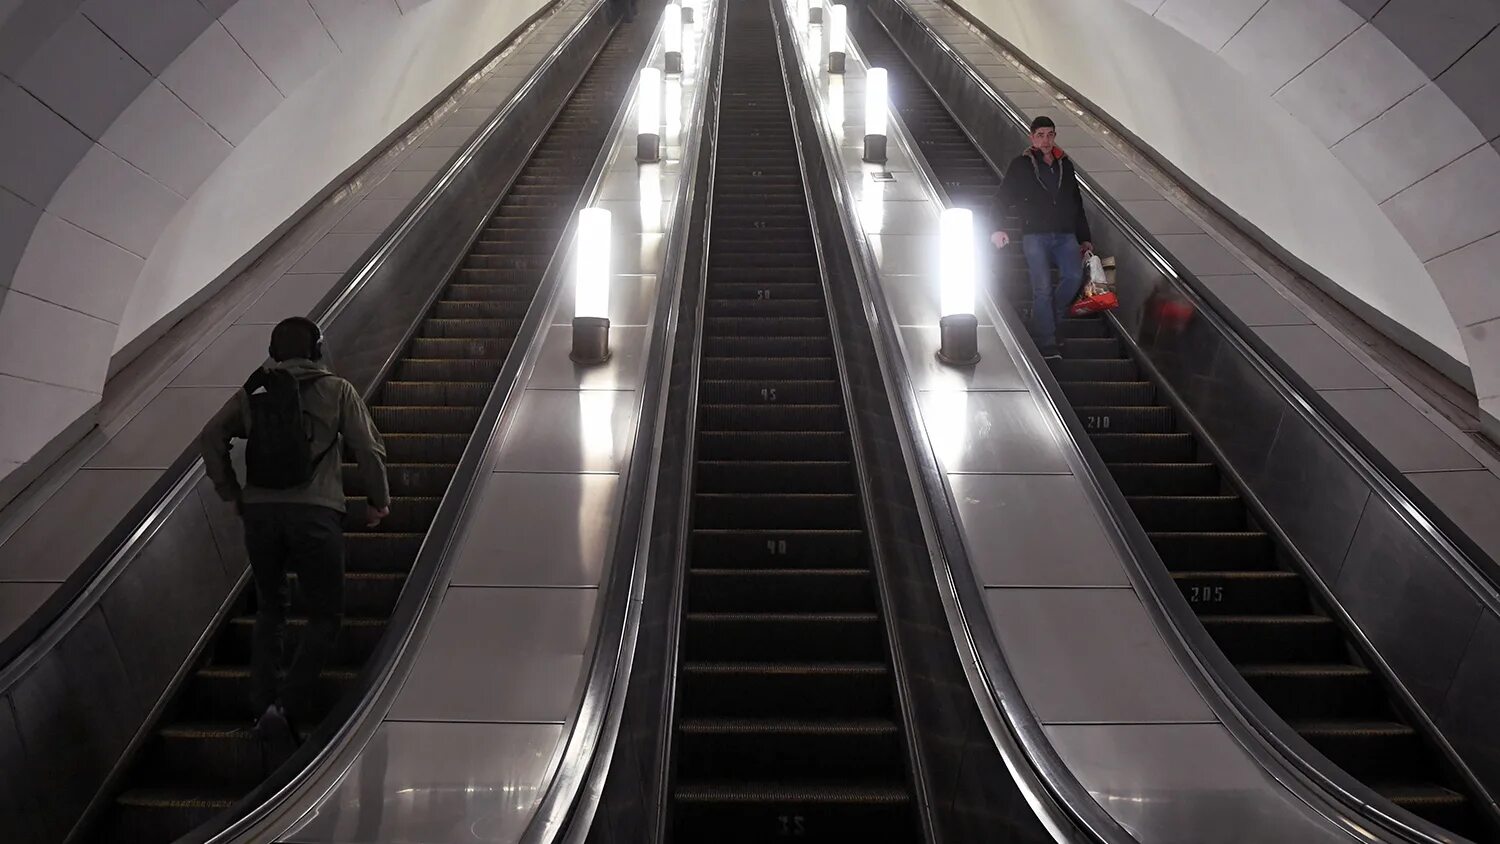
[{"x1": 990, "y1": 146, "x2": 1092, "y2": 243}]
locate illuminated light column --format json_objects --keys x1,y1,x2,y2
[
  {"x1": 571, "y1": 208, "x2": 612, "y2": 364},
  {"x1": 809, "y1": 0, "x2": 823, "y2": 24},
  {"x1": 636, "y1": 67, "x2": 661, "y2": 162},
  {"x1": 937, "y1": 207, "x2": 980, "y2": 365},
  {"x1": 664, "y1": 4, "x2": 683, "y2": 75},
  {"x1": 863, "y1": 67, "x2": 888, "y2": 164},
  {"x1": 828, "y1": 5, "x2": 847, "y2": 74}
]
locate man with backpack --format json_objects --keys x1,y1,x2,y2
[
  {"x1": 990, "y1": 115, "x2": 1094, "y2": 360},
  {"x1": 199, "y1": 316, "x2": 390, "y2": 745}
]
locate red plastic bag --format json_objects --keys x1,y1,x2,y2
[{"x1": 1069, "y1": 290, "x2": 1119, "y2": 316}]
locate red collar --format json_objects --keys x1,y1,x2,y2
[{"x1": 1030, "y1": 145, "x2": 1065, "y2": 162}]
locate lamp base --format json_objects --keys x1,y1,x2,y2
[
  {"x1": 666, "y1": 51, "x2": 682, "y2": 75},
  {"x1": 829, "y1": 51, "x2": 846, "y2": 74},
  {"x1": 810, "y1": 6, "x2": 823, "y2": 23},
  {"x1": 682, "y1": 6, "x2": 694, "y2": 22},
  {"x1": 637, "y1": 132, "x2": 661, "y2": 163},
  {"x1": 863, "y1": 133, "x2": 887, "y2": 165},
  {"x1": 571, "y1": 316, "x2": 612, "y2": 365},
  {"x1": 936, "y1": 313, "x2": 980, "y2": 366}
]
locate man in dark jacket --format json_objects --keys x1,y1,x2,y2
[
  {"x1": 990, "y1": 116, "x2": 1093, "y2": 359},
  {"x1": 200, "y1": 317, "x2": 390, "y2": 743}
]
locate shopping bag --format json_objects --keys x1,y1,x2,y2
[{"x1": 1069, "y1": 252, "x2": 1119, "y2": 316}]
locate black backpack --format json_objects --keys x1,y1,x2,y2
[{"x1": 244, "y1": 368, "x2": 335, "y2": 490}]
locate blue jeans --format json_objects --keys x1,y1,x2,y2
[{"x1": 1021, "y1": 232, "x2": 1085, "y2": 352}]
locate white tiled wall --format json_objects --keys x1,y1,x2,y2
[{"x1": 0, "y1": 0, "x2": 553, "y2": 489}]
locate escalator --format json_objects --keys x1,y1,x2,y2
[
  {"x1": 91, "y1": 22, "x2": 648, "y2": 844},
  {"x1": 668, "y1": 0, "x2": 921, "y2": 839},
  {"x1": 850, "y1": 7, "x2": 1488, "y2": 840}
]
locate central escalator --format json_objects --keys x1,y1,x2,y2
[
  {"x1": 91, "y1": 21, "x2": 648, "y2": 844},
  {"x1": 851, "y1": 7, "x2": 1488, "y2": 841},
  {"x1": 668, "y1": 0, "x2": 921, "y2": 840}
]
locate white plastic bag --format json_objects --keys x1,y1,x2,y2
[{"x1": 1084, "y1": 253, "x2": 1108, "y2": 295}]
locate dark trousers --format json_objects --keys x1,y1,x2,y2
[
  {"x1": 243, "y1": 504, "x2": 345, "y2": 724},
  {"x1": 1021, "y1": 232, "x2": 1085, "y2": 351},
  {"x1": 610, "y1": 0, "x2": 637, "y2": 21}
]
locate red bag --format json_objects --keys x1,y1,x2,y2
[{"x1": 1070, "y1": 290, "x2": 1119, "y2": 316}]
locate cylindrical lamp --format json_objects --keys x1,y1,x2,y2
[
  {"x1": 809, "y1": 0, "x2": 823, "y2": 24},
  {"x1": 681, "y1": 0, "x2": 695, "y2": 24},
  {"x1": 637, "y1": 67, "x2": 661, "y2": 162},
  {"x1": 937, "y1": 207, "x2": 980, "y2": 365},
  {"x1": 664, "y1": 4, "x2": 683, "y2": 74},
  {"x1": 829, "y1": 5, "x2": 847, "y2": 74},
  {"x1": 572, "y1": 208, "x2": 612, "y2": 364},
  {"x1": 863, "y1": 67, "x2": 888, "y2": 164}
]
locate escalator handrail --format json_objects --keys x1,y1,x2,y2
[
  {"x1": 515, "y1": 4, "x2": 725, "y2": 841},
  {"x1": 865, "y1": 3, "x2": 1494, "y2": 841},
  {"x1": 777, "y1": 9, "x2": 1134, "y2": 844},
  {"x1": 0, "y1": 0, "x2": 575, "y2": 690},
  {"x1": 199, "y1": 8, "x2": 669, "y2": 842}
]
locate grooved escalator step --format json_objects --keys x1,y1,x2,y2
[
  {"x1": 1049, "y1": 358, "x2": 1138, "y2": 381},
  {"x1": 697, "y1": 431, "x2": 851, "y2": 461},
  {"x1": 1239, "y1": 664, "x2": 1386, "y2": 720},
  {"x1": 382, "y1": 432, "x2": 471, "y2": 463},
  {"x1": 696, "y1": 460, "x2": 852, "y2": 493},
  {"x1": 705, "y1": 316, "x2": 829, "y2": 336},
  {"x1": 279, "y1": 571, "x2": 405, "y2": 616},
  {"x1": 1059, "y1": 380, "x2": 1157, "y2": 406},
  {"x1": 342, "y1": 533, "x2": 424, "y2": 572},
  {"x1": 705, "y1": 298, "x2": 828, "y2": 318},
  {"x1": 183, "y1": 667, "x2": 357, "y2": 723},
  {"x1": 1090, "y1": 432, "x2": 1197, "y2": 463},
  {"x1": 691, "y1": 529, "x2": 866, "y2": 567},
  {"x1": 107, "y1": 786, "x2": 242, "y2": 844},
  {"x1": 1107, "y1": 462, "x2": 1219, "y2": 496},
  {"x1": 431, "y1": 300, "x2": 533, "y2": 320},
  {"x1": 679, "y1": 662, "x2": 893, "y2": 719},
  {"x1": 409, "y1": 337, "x2": 514, "y2": 359},
  {"x1": 684, "y1": 612, "x2": 884, "y2": 661},
  {"x1": 1147, "y1": 530, "x2": 1276, "y2": 570},
  {"x1": 1374, "y1": 784, "x2": 1473, "y2": 832},
  {"x1": 695, "y1": 493, "x2": 862, "y2": 530},
  {"x1": 689, "y1": 569, "x2": 872, "y2": 613},
  {"x1": 342, "y1": 461, "x2": 455, "y2": 498},
  {"x1": 701, "y1": 356, "x2": 838, "y2": 380},
  {"x1": 1126, "y1": 495, "x2": 1246, "y2": 531},
  {"x1": 676, "y1": 718, "x2": 904, "y2": 781},
  {"x1": 1072, "y1": 405, "x2": 1175, "y2": 433},
  {"x1": 370, "y1": 405, "x2": 483, "y2": 434},
  {"x1": 391, "y1": 358, "x2": 504, "y2": 383},
  {"x1": 704, "y1": 336, "x2": 834, "y2": 357},
  {"x1": 698, "y1": 403, "x2": 847, "y2": 432},
  {"x1": 144, "y1": 724, "x2": 266, "y2": 788},
  {"x1": 1171, "y1": 570, "x2": 1309, "y2": 615},
  {"x1": 1059, "y1": 317, "x2": 1110, "y2": 338},
  {"x1": 1061, "y1": 337, "x2": 1123, "y2": 358},
  {"x1": 698, "y1": 380, "x2": 843, "y2": 405},
  {"x1": 221, "y1": 616, "x2": 386, "y2": 665},
  {"x1": 441, "y1": 283, "x2": 539, "y2": 302},
  {"x1": 417, "y1": 318, "x2": 526, "y2": 339},
  {"x1": 1293, "y1": 720, "x2": 1427, "y2": 781},
  {"x1": 672, "y1": 781, "x2": 914, "y2": 843},
  {"x1": 341, "y1": 496, "x2": 440, "y2": 531},
  {"x1": 1200, "y1": 614, "x2": 1347, "y2": 663},
  {"x1": 707, "y1": 267, "x2": 822, "y2": 284},
  {"x1": 379, "y1": 380, "x2": 493, "y2": 406},
  {"x1": 707, "y1": 282, "x2": 825, "y2": 301}
]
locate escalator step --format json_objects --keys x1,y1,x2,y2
[
  {"x1": 684, "y1": 613, "x2": 884, "y2": 661},
  {"x1": 689, "y1": 569, "x2": 872, "y2": 612},
  {"x1": 1148, "y1": 531, "x2": 1275, "y2": 570},
  {"x1": 379, "y1": 380, "x2": 493, "y2": 406},
  {"x1": 691, "y1": 529, "x2": 866, "y2": 567},
  {"x1": 184, "y1": 667, "x2": 357, "y2": 723},
  {"x1": 1171, "y1": 570, "x2": 1308, "y2": 615},
  {"x1": 383, "y1": 433, "x2": 471, "y2": 463},
  {"x1": 672, "y1": 782, "x2": 912, "y2": 844},
  {"x1": 1293, "y1": 720, "x2": 1426, "y2": 781},
  {"x1": 1090, "y1": 432, "x2": 1196, "y2": 462},
  {"x1": 1200, "y1": 615, "x2": 1347, "y2": 663},
  {"x1": 343, "y1": 533, "x2": 425, "y2": 572},
  {"x1": 220, "y1": 617, "x2": 387, "y2": 665},
  {"x1": 694, "y1": 493, "x2": 862, "y2": 529},
  {"x1": 418, "y1": 318, "x2": 526, "y2": 338},
  {"x1": 1060, "y1": 337, "x2": 1122, "y2": 358},
  {"x1": 701, "y1": 356, "x2": 838, "y2": 380},
  {"x1": 1239, "y1": 664, "x2": 1386, "y2": 720},
  {"x1": 679, "y1": 662, "x2": 894, "y2": 718},
  {"x1": 370, "y1": 405, "x2": 482, "y2": 434},
  {"x1": 1049, "y1": 358, "x2": 1137, "y2": 381},
  {"x1": 1073, "y1": 405, "x2": 1174, "y2": 433},
  {"x1": 697, "y1": 431, "x2": 851, "y2": 461},
  {"x1": 676, "y1": 718, "x2": 903, "y2": 780},
  {"x1": 696, "y1": 460, "x2": 851, "y2": 493},
  {"x1": 1126, "y1": 495, "x2": 1245, "y2": 530},
  {"x1": 342, "y1": 462, "x2": 455, "y2": 497},
  {"x1": 698, "y1": 404, "x2": 846, "y2": 431},
  {"x1": 698, "y1": 380, "x2": 843, "y2": 404},
  {"x1": 1059, "y1": 380, "x2": 1156, "y2": 406},
  {"x1": 392, "y1": 358, "x2": 504, "y2": 382},
  {"x1": 1108, "y1": 462, "x2": 1218, "y2": 496}
]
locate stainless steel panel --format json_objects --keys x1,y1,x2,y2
[
  {"x1": 551, "y1": 273, "x2": 660, "y2": 328},
  {"x1": 1409, "y1": 469, "x2": 1500, "y2": 563},
  {"x1": 171, "y1": 323, "x2": 273, "y2": 387},
  {"x1": 949, "y1": 474, "x2": 1130, "y2": 587},
  {"x1": 1197, "y1": 275, "x2": 1312, "y2": 326},
  {"x1": 285, "y1": 722, "x2": 565, "y2": 844},
  {"x1": 10, "y1": 607, "x2": 140, "y2": 842},
  {"x1": 445, "y1": 107, "x2": 497, "y2": 129},
  {"x1": 451, "y1": 472, "x2": 619, "y2": 588},
  {"x1": 984, "y1": 588, "x2": 1214, "y2": 724},
  {"x1": 99, "y1": 491, "x2": 234, "y2": 709},
  {"x1": 389, "y1": 585, "x2": 595, "y2": 721},
  {"x1": 899, "y1": 326, "x2": 1020, "y2": 390},
  {"x1": 0, "y1": 700, "x2": 42, "y2": 844},
  {"x1": 0, "y1": 584, "x2": 56, "y2": 641},
  {"x1": 1152, "y1": 234, "x2": 1250, "y2": 276},
  {"x1": 289, "y1": 232, "x2": 382, "y2": 273},
  {"x1": 886, "y1": 272, "x2": 995, "y2": 328},
  {"x1": 198, "y1": 475, "x2": 250, "y2": 580},
  {"x1": 332, "y1": 197, "x2": 413, "y2": 233},
  {"x1": 1120, "y1": 200, "x2": 1202, "y2": 236},
  {"x1": 0, "y1": 469, "x2": 161, "y2": 581},
  {"x1": 394, "y1": 147, "x2": 456, "y2": 173},
  {"x1": 1045, "y1": 723, "x2": 1352, "y2": 844},
  {"x1": 606, "y1": 233, "x2": 667, "y2": 276},
  {"x1": 1065, "y1": 145, "x2": 1131, "y2": 173},
  {"x1": 86, "y1": 387, "x2": 237, "y2": 469},
  {"x1": 836, "y1": 167, "x2": 935, "y2": 202},
  {"x1": 1256, "y1": 417, "x2": 1372, "y2": 584},
  {"x1": 920, "y1": 391, "x2": 1070, "y2": 474},
  {"x1": 527, "y1": 325, "x2": 650, "y2": 390},
  {"x1": 1320, "y1": 388, "x2": 1482, "y2": 472},
  {"x1": 1087, "y1": 170, "x2": 1161, "y2": 201},
  {"x1": 1250, "y1": 324, "x2": 1386, "y2": 389},
  {"x1": 1439, "y1": 612, "x2": 1500, "y2": 793},
  {"x1": 1336, "y1": 496, "x2": 1485, "y2": 714},
  {"x1": 239, "y1": 273, "x2": 342, "y2": 323},
  {"x1": 1187, "y1": 340, "x2": 1286, "y2": 480},
  {"x1": 494, "y1": 389, "x2": 637, "y2": 474},
  {"x1": 420, "y1": 125, "x2": 484, "y2": 149},
  {"x1": 861, "y1": 199, "x2": 943, "y2": 236}
]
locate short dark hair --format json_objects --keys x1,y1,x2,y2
[
  {"x1": 269, "y1": 317, "x2": 321, "y2": 362},
  {"x1": 1029, "y1": 116, "x2": 1056, "y2": 132}
]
